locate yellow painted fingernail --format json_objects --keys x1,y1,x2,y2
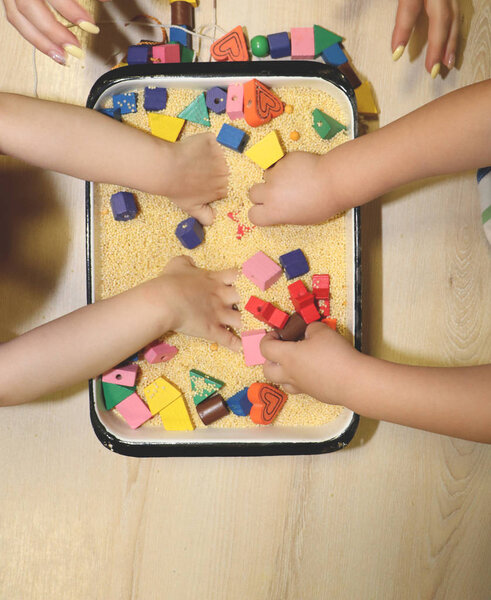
[
  {"x1": 78, "y1": 20, "x2": 100, "y2": 34},
  {"x1": 392, "y1": 45, "x2": 405, "y2": 61},
  {"x1": 63, "y1": 44, "x2": 84, "y2": 59},
  {"x1": 430, "y1": 63, "x2": 441, "y2": 79}
]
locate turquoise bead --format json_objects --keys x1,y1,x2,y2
[{"x1": 251, "y1": 35, "x2": 269, "y2": 58}]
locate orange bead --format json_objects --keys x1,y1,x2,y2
[
  {"x1": 210, "y1": 343, "x2": 218, "y2": 351},
  {"x1": 290, "y1": 130, "x2": 300, "y2": 141},
  {"x1": 284, "y1": 104, "x2": 294, "y2": 114}
]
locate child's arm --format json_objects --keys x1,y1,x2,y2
[
  {"x1": 0, "y1": 93, "x2": 228, "y2": 225},
  {"x1": 0, "y1": 256, "x2": 241, "y2": 406},
  {"x1": 260, "y1": 324, "x2": 491, "y2": 443},
  {"x1": 249, "y1": 79, "x2": 491, "y2": 225}
]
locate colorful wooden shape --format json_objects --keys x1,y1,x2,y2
[
  {"x1": 170, "y1": 0, "x2": 197, "y2": 6},
  {"x1": 268, "y1": 307, "x2": 289, "y2": 329},
  {"x1": 178, "y1": 92, "x2": 210, "y2": 127},
  {"x1": 144, "y1": 376, "x2": 182, "y2": 415},
  {"x1": 321, "y1": 43, "x2": 348, "y2": 66},
  {"x1": 313, "y1": 24, "x2": 343, "y2": 56},
  {"x1": 318, "y1": 299, "x2": 330, "y2": 317},
  {"x1": 279, "y1": 249, "x2": 309, "y2": 279},
  {"x1": 245, "y1": 295, "x2": 271, "y2": 322},
  {"x1": 322, "y1": 317, "x2": 337, "y2": 331},
  {"x1": 102, "y1": 363, "x2": 138, "y2": 387},
  {"x1": 190, "y1": 369, "x2": 224, "y2": 405},
  {"x1": 251, "y1": 35, "x2": 269, "y2": 57},
  {"x1": 226, "y1": 84, "x2": 244, "y2": 120},
  {"x1": 171, "y1": 1, "x2": 195, "y2": 27},
  {"x1": 127, "y1": 44, "x2": 150, "y2": 64},
  {"x1": 116, "y1": 392, "x2": 152, "y2": 429},
  {"x1": 176, "y1": 43, "x2": 195, "y2": 63},
  {"x1": 290, "y1": 27, "x2": 315, "y2": 60},
  {"x1": 299, "y1": 303, "x2": 321, "y2": 324},
  {"x1": 206, "y1": 87, "x2": 227, "y2": 114},
  {"x1": 102, "y1": 381, "x2": 135, "y2": 410},
  {"x1": 210, "y1": 26, "x2": 249, "y2": 62},
  {"x1": 248, "y1": 383, "x2": 287, "y2": 425},
  {"x1": 110, "y1": 191, "x2": 138, "y2": 221},
  {"x1": 312, "y1": 274, "x2": 330, "y2": 299},
  {"x1": 144, "y1": 87, "x2": 167, "y2": 111},
  {"x1": 113, "y1": 92, "x2": 137, "y2": 114},
  {"x1": 241, "y1": 329, "x2": 266, "y2": 366},
  {"x1": 152, "y1": 43, "x2": 180, "y2": 63},
  {"x1": 169, "y1": 25, "x2": 191, "y2": 47},
  {"x1": 159, "y1": 395, "x2": 194, "y2": 431},
  {"x1": 312, "y1": 108, "x2": 347, "y2": 140},
  {"x1": 148, "y1": 113, "x2": 185, "y2": 142},
  {"x1": 288, "y1": 280, "x2": 309, "y2": 300},
  {"x1": 196, "y1": 393, "x2": 229, "y2": 425},
  {"x1": 245, "y1": 130, "x2": 284, "y2": 169},
  {"x1": 242, "y1": 251, "x2": 282, "y2": 290},
  {"x1": 144, "y1": 340, "x2": 178, "y2": 364},
  {"x1": 216, "y1": 123, "x2": 248, "y2": 152},
  {"x1": 338, "y1": 62, "x2": 362, "y2": 90},
  {"x1": 98, "y1": 107, "x2": 122, "y2": 121},
  {"x1": 274, "y1": 312, "x2": 307, "y2": 341},
  {"x1": 243, "y1": 79, "x2": 284, "y2": 127},
  {"x1": 175, "y1": 217, "x2": 204, "y2": 249},
  {"x1": 355, "y1": 81, "x2": 379, "y2": 115},
  {"x1": 267, "y1": 32, "x2": 291, "y2": 59},
  {"x1": 226, "y1": 387, "x2": 252, "y2": 416}
]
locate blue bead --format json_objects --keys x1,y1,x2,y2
[
  {"x1": 144, "y1": 87, "x2": 168, "y2": 111},
  {"x1": 98, "y1": 107, "x2": 122, "y2": 121},
  {"x1": 279, "y1": 249, "x2": 309, "y2": 279},
  {"x1": 175, "y1": 217, "x2": 205, "y2": 249},
  {"x1": 110, "y1": 192, "x2": 138, "y2": 221},
  {"x1": 113, "y1": 93, "x2": 137, "y2": 114},
  {"x1": 321, "y1": 43, "x2": 348, "y2": 66},
  {"x1": 170, "y1": 25, "x2": 191, "y2": 47},
  {"x1": 127, "y1": 44, "x2": 150, "y2": 64},
  {"x1": 216, "y1": 123, "x2": 248, "y2": 153},
  {"x1": 267, "y1": 32, "x2": 291, "y2": 59},
  {"x1": 206, "y1": 87, "x2": 227, "y2": 114},
  {"x1": 227, "y1": 387, "x2": 252, "y2": 416}
]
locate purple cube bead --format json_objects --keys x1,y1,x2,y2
[
  {"x1": 267, "y1": 32, "x2": 291, "y2": 59},
  {"x1": 110, "y1": 192, "x2": 138, "y2": 221},
  {"x1": 279, "y1": 249, "x2": 309, "y2": 279},
  {"x1": 144, "y1": 87, "x2": 168, "y2": 111},
  {"x1": 175, "y1": 217, "x2": 204, "y2": 249},
  {"x1": 205, "y1": 87, "x2": 227, "y2": 114},
  {"x1": 127, "y1": 45, "x2": 150, "y2": 65}
]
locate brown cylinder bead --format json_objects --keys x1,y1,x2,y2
[
  {"x1": 274, "y1": 312, "x2": 307, "y2": 341},
  {"x1": 196, "y1": 394, "x2": 229, "y2": 425},
  {"x1": 171, "y1": 1, "x2": 195, "y2": 29},
  {"x1": 338, "y1": 62, "x2": 362, "y2": 90}
]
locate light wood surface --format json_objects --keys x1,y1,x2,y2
[{"x1": 1, "y1": 1, "x2": 490, "y2": 599}]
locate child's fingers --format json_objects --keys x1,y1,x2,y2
[
  {"x1": 282, "y1": 383, "x2": 302, "y2": 395},
  {"x1": 213, "y1": 326, "x2": 241, "y2": 352},
  {"x1": 220, "y1": 308, "x2": 242, "y2": 330},
  {"x1": 219, "y1": 285, "x2": 241, "y2": 307},
  {"x1": 260, "y1": 331, "x2": 289, "y2": 363},
  {"x1": 262, "y1": 359, "x2": 286, "y2": 384},
  {"x1": 50, "y1": 0, "x2": 99, "y2": 33},
  {"x1": 442, "y1": 1, "x2": 459, "y2": 69},
  {"x1": 215, "y1": 268, "x2": 239, "y2": 286},
  {"x1": 249, "y1": 182, "x2": 265, "y2": 205},
  {"x1": 305, "y1": 321, "x2": 328, "y2": 339},
  {"x1": 188, "y1": 204, "x2": 215, "y2": 226},
  {"x1": 248, "y1": 203, "x2": 278, "y2": 226},
  {"x1": 425, "y1": 0, "x2": 454, "y2": 75},
  {"x1": 391, "y1": 0, "x2": 423, "y2": 55}
]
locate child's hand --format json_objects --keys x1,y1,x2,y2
[
  {"x1": 392, "y1": 0, "x2": 459, "y2": 75},
  {"x1": 147, "y1": 256, "x2": 242, "y2": 352},
  {"x1": 260, "y1": 322, "x2": 360, "y2": 403},
  {"x1": 248, "y1": 152, "x2": 341, "y2": 226},
  {"x1": 165, "y1": 133, "x2": 229, "y2": 226},
  {"x1": 3, "y1": 0, "x2": 107, "y2": 64}
]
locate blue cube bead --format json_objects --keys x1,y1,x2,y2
[
  {"x1": 206, "y1": 87, "x2": 227, "y2": 114},
  {"x1": 144, "y1": 87, "x2": 168, "y2": 111},
  {"x1": 216, "y1": 123, "x2": 248, "y2": 153},
  {"x1": 227, "y1": 387, "x2": 252, "y2": 416},
  {"x1": 175, "y1": 217, "x2": 204, "y2": 249},
  {"x1": 321, "y1": 43, "x2": 348, "y2": 66},
  {"x1": 170, "y1": 25, "x2": 191, "y2": 47},
  {"x1": 279, "y1": 249, "x2": 309, "y2": 279},
  {"x1": 98, "y1": 107, "x2": 122, "y2": 121},
  {"x1": 113, "y1": 93, "x2": 137, "y2": 114},
  {"x1": 267, "y1": 32, "x2": 291, "y2": 59},
  {"x1": 110, "y1": 192, "x2": 138, "y2": 221},
  {"x1": 127, "y1": 44, "x2": 150, "y2": 65}
]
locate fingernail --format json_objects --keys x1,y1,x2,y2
[
  {"x1": 392, "y1": 45, "x2": 405, "y2": 61},
  {"x1": 446, "y1": 53, "x2": 455, "y2": 69},
  {"x1": 77, "y1": 20, "x2": 100, "y2": 34},
  {"x1": 63, "y1": 44, "x2": 84, "y2": 59},
  {"x1": 48, "y1": 50, "x2": 66, "y2": 65},
  {"x1": 430, "y1": 63, "x2": 441, "y2": 79}
]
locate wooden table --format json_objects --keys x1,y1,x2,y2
[{"x1": 1, "y1": 1, "x2": 490, "y2": 598}]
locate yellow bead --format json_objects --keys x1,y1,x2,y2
[
  {"x1": 144, "y1": 376, "x2": 181, "y2": 415},
  {"x1": 148, "y1": 113, "x2": 185, "y2": 142},
  {"x1": 169, "y1": 0, "x2": 197, "y2": 5},
  {"x1": 284, "y1": 104, "x2": 294, "y2": 114},
  {"x1": 355, "y1": 81, "x2": 378, "y2": 115},
  {"x1": 290, "y1": 130, "x2": 300, "y2": 141},
  {"x1": 245, "y1": 130, "x2": 285, "y2": 170},
  {"x1": 159, "y1": 395, "x2": 195, "y2": 431},
  {"x1": 210, "y1": 343, "x2": 219, "y2": 351}
]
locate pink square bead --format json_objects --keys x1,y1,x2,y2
[
  {"x1": 242, "y1": 251, "x2": 282, "y2": 291},
  {"x1": 291, "y1": 28, "x2": 315, "y2": 60},
  {"x1": 144, "y1": 341, "x2": 178, "y2": 364},
  {"x1": 152, "y1": 44, "x2": 180, "y2": 64},
  {"x1": 102, "y1": 364, "x2": 138, "y2": 387},
  {"x1": 241, "y1": 329, "x2": 266, "y2": 367},
  {"x1": 226, "y1": 84, "x2": 244, "y2": 120},
  {"x1": 116, "y1": 393, "x2": 152, "y2": 429}
]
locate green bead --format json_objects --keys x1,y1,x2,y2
[{"x1": 251, "y1": 35, "x2": 269, "y2": 58}]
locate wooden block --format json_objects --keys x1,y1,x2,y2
[
  {"x1": 102, "y1": 381, "x2": 135, "y2": 410},
  {"x1": 226, "y1": 387, "x2": 252, "y2": 416},
  {"x1": 318, "y1": 299, "x2": 330, "y2": 317},
  {"x1": 152, "y1": 44, "x2": 180, "y2": 63},
  {"x1": 102, "y1": 364, "x2": 138, "y2": 387},
  {"x1": 206, "y1": 87, "x2": 227, "y2": 114},
  {"x1": 226, "y1": 84, "x2": 244, "y2": 120},
  {"x1": 299, "y1": 303, "x2": 321, "y2": 324},
  {"x1": 216, "y1": 123, "x2": 248, "y2": 153},
  {"x1": 171, "y1": 1, "x2": 195, "y2": 28},
  {"x1": 211, "y1": 26, "x2": 249, "y2": 62},
  {"x1": 144, "y1": 376, "x2": 182, "y2": 415},
  {"x1": 274, "y1": 312, "x2": 307, "y2": 341},
  {"x1": 279, "y1": 249, "x2": 309, "y2": 279},
  {"x1": 144, "y1": 340, "x2": 178, "y2": 364},
  {"x1": 242, "y1": 251, "x2": 282, "y2": 290},
  {"x1": 321, "y1": 43, "x2": 348, "y2": 66},
  {"x1": 312, "y1": 274, "x2": 330, "y2": 299},
  {"x1": 159, "y1": 395, "x2": 195, "y2": 431},
  {"x1": 313, "y1": 24, "x2": 343, "y2": 56},
  {"x1": 288, "y1": 280, "x2": 308, "y2": 299},
  {"x1": 148, "y1": 113, "x2": 185, "y2": 142},
  {"x1": 290, "y1": 27, "x2": 315, "y2": 60},
  {"x1": 175, "y1": 217, "x2": 205, "y2": 249},
  {"x1": 268, "y1": 307, "x2": 289, "y2": 329},
  {"x1": 355, "y1": 81, "x2": 379, "y2": 115},
  {"x1": 312, "y1": 108, "x2": 347, "y2": 140},
  {"x1": 144, "y1": 87, "x2": 167, "y2": 111},
  {"x1": 178, "y1": 92, "x2": 210, "y2": 127},
  {"x1": 267, "y1": 32, "x2": 291, "y2": 59},
  {"x1": 127, "y1": 45, "x2": 150, "y2": 65},
  {"x1": 245, "y1": 295, "x2": 271, "y2": 323},
  {"x1": 196, "y1": 394, "x2": 229, "y2": 425},
  {"x1": 243, "y1": 79, "x2": 284, "y2": 127},
  {"x1": 245, "y1": 130, "x2": 284, "y2": 169},
  {"x1": 116, "y1": 392, "x2": 152, "y2": 429},
  {"x1": 169, "y1": 25, "x2": 191, "y2": 47},
  {"x1": 322, "y1": 317, "x2": 337, "y2": 331},
  {"x1": 241, "y1": 330, "x2": 266, "y2": 366},
  {"x1": 338, "y1": 62, "x2": 362, "y2": 90},
  {"x1": 113, "y1": 92, "x2": 137, "y2": 114},
  {"x1": 248, "y1": 383, "x2": 287, "y2": 425},
  {"x1": 110, "y1": 191, "x2": 138, "y2": 221},
  {"x1": 189, "y1": 369, "x2": 224, "y2": 405}
]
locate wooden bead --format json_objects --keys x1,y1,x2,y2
[
  {"x1": 196, "y1": 394, "x2": 229, "y2": 425},
  {"x1": 284, "y1": 104, "x2": 293, "y2": 114},
  {"x1": 171, "y1": 1, "x2": 194, "y2": 28},
  {"x1": 248, "y1": 383, "x2": 287, "y2": 425},
  {"x1": 290, "y1": 130, "x2": 300, "y2": 141}
]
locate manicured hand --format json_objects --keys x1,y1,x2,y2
[
  {"x1": 248, "y1": 152, "x2": 341, "y2": 226},
  {"x1": 260, "y1": 322, "x2": 360, "y2": 403},
  {"x1": 391, "y1": 0, "x2": 460, "y2": 76},
  {"x1": 3, "y1": 0, "x2": 107, "y2": 64},
  {"x1": 148, "y1": 256, "x2": 242, "y2": 352},
  {"x1": 166, "y1": 133, "x2": 229, "y2": 226}
]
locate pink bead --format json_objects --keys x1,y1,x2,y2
[
  {"x1": 116, "y1": 393, "x2": 152, "y2": 429},
  {"x1": 242, "y1": 251, "x2": 282, "y2": 291},
  {"x1": 152, "y1": 44, "x2": 180, "y2": 64},
  {"x1": 226, "y1": 84, "x2": 244, "y2": 120},
  {"x1": 290, "y1": 27, "x2": 315, "y2": 60},
  {"x1": 144, "y1": 341, "x2": 178, "y2": 364},
  {"x1": 241, "y1": 329, "x2": 266, "y2": 366},
  {"x1": 102, "y1": 364, "x2": 138, "y2": 387}
]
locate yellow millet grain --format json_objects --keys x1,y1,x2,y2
[{"x1": 95, "y1": 85, "x2": 351, "y2": 429}]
